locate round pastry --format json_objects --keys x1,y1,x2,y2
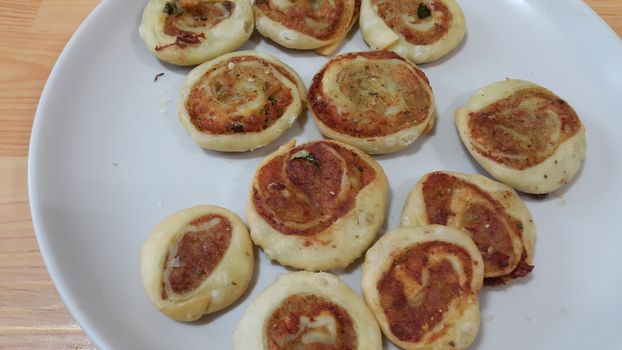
[
  {"x1": 455, "y1": 79, "x2": 587, "y2": 194},
  {"x1": 359, "y1": 0, "x2": 466, "y2": 64},
  {"x1": 139, "y1": 0, "x2": 254, "y2": 66},
  {"x1": 400, "y1": 171, "x2": 536, "y2": 285},
  {"x1": 233, "y1": 271, "x2": 382, "y2": 350},
  {"x1": 178, "y1": 51, "x2": 306, "y2": 152},
  {"x1": 246, "y1": 139, "x2": 388, "y2": 271},
  {"x1": 141, "y1": 205, "x2": 254, "y2": 321},
  {"x1": 362, "y1": 225, "x2": 484, "y2": 350},
  {"x1": 308, "y1": 51, "x2": 436, "y2": 155},
  {"x1": 253, "y1": 0, "x2": 358, "y2": 54}
]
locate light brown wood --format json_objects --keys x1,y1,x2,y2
[{"x1": 0, "y1": 0, "x2": 619, "y2": 348}]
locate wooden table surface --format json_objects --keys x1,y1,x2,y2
[{"x1": 0, "y1": 1, "x2": 619, "y2": 348}]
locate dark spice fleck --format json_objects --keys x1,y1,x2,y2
[
  {"x1": 291, "y1": 150, "x2": 319, "y2": 167},
  {"x1": 163, "y1": 1, "x2": 179, "y2": 15},
  {"x1": 228, "y1": 123, "x2": 245, "y2": 133},
  {"x1": 417, "y1": 3, "x2": 432, "y2": 19},
  {"x1": 154, "y1": 72, "x2": 165, "y2": 82}
]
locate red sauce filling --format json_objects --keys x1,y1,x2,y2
[
  {"x1": 308, "y1": 51, "x2": 432, "y2": 138},
  {"x1": 421, "y1": 172, "x2": 533, "y2": 283},
  {"x1": 253, "y1": 141, "x2": 375, "y2": 237},
  {"x1": 377, "y1": 241, "x2": 473, "y2": 342},
  {"x1": 373, "y1": 0, "x2": 452, "y2": 45},
  {"x1": 186, "y1": 56, "x2": 294, "y2": 135},
  {"x1": 265, "y1": 294, "x2": 357, "y2": 350},
  {"x1": 156, "y1": 1, "x2": 234, "y2": 51},
  {"x1": 468, "y1": 87, "x2": 582, "y2": 169},
  {"x1": 254, "y1": 0, "x2": 352, "y2": 41},
  {"x1": 161, "y1": 214, "x2": 231, "y2": 298}
]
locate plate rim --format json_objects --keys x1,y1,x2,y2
[{"x1": 27, "y1": 0, "x2": 622, "y2": 349}]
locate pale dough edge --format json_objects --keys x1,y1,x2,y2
[
  {"x1": 139, "y1": 0, "x2": 254, "y2": 66},
  {"x1": 399, "y1": 171, "x2": 536, "y2": 269},
  {"x1": 454, "y1": 79, "x2": 587, "y2": 194},
  {"x1": 141, "y1": 205, "x2": 254, "y2": 321},
  {"x1": 246, "y1": 139, "x2": 388, "y2": 271},
  {"x1": 361, "y1": 225, "x2": 484, "y2": 350},
  {"x1": 309, "y1": 54, "x2": 436, "y2": 154},
  {"x1": 233, "y1": 271, "x2": 382, "y2": 350},
  {"x1": 360, "y1": 0, "x2": 466, "y2": 64},
  {"x1": 253, "y1": 2, "x2": 355, "y2": 50},
  {"x1": 177, "y1": 51, "x2": 306, "y2": 152}
]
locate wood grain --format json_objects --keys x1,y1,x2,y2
[{"x1": 0, "y1": 1, "x2": 619, "y2": 348}]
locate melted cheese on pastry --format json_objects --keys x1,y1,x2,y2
[
  {"x1": 253, "y1": 0, "x2": 358, "y2": 53},
  {"x1": 359, "y1": 0, "x2": 466, "y2": 63},
  {"x1": 141, "y1": 205, "x2": 254, "y2": 321},
  {"x1": 400, "y1": 171, "x2": 536, "y2": 285},
  {"x1": 139, "y1": 0, "x2": 254, "y2": 66},
  {"x1": 178, "y1": 51, "x2": 306, "y2": 152},
  {"x1": 246, "y1": 139, "x2": 388, "y2": 271},
  {"x1": 362, "y1": 225, "x2": 484, "y2": 350},
  {"x1": 308, "y1": 51, "x2": 436, "y2": 154},
  {"x1": 455, "y1": 79, "x2": 587, "y2": 194},
  {"x1": 234, "y1": 272, "x2": 382, "y2": 350}
]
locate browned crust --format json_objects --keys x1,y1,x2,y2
[
  {"x1": 468, "y1": 87, "x2": 582, "y2": 170},
  {"x1": 185, "y1": 55, "x2": 299, "y2": 135},
  {"x1": 308, "y1": 50, "x2": 433, "y2": 138},
  {"x1": 252, "y1": 140, "x2": 376, "y2": 237},
  {"x1": 420, "y1": 172, "x2": 533, "y2": 283},
  {"x1": 372, "y1": 0, "x2": 453, "y2": 45},
  {"x1": 376, "y1": 241, "x2": 474, "y2": 343},
  {"x1": 265, "y1": 294, "x2": 357, "y2": 350},
  {"x1": 254, "y1": 0, "x2": 354, "y2": 41},
  {"x1": 161, "y1": 214, "x2": 232, "y2": 299}
]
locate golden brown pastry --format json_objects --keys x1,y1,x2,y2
[
  {"x1": 455, "y1": 79, "x2": 587, "y2": 194},
  {"x1": 141, "y1": 205, "x2": 253, "y2": 321},
  {"x1": 359, "y1": 0, "x2": 466, "y2": 63},
  {"x1": 178, "y1": 51, "x2": 306, "y2": 152},
  {"x1": 400, "y1": 171, "x2": 536, "y2": 285},
  {"x1": 246, "y1": 139, "x2": 388, "y2": 271},
  {"x1": 362, "y1": 225, "x2": 484, "y2": 350},
  {"x1": 308, "y1": 51, "x2": 436, "y2": 154},
  {"x1": 233, "y1": 271, "x2": 382, "y2": 350},
  {"x1": 253, "y1": 0, "x2": 359, "y2": 54},
  {"x1": 139, "y1": 0, "x2": 254, "y2": 66}
]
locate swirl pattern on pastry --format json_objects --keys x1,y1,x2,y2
[
  {"x1": 234, "y1": 272, "x2": 382, "y2": 350},
  {"x1": 362, "y1": 225, "x2": 484, "y2": 350},
  {"x1": 359, "y1": 0, "x2": 465, "y2": 63},
  {"x1": 246, "y1": 139, "x2": 388, "y2": 271},
  {"x1": 253, "y1": 0, "x2": 358, "y2": 53},
  {"x1": 178, "y1": 51, "x2": 306, "y2": 152},
  {"x1": 400, "y1": 171, "x2": 536, "y2": 285},
  {"x1": 455, "y1": 79, "x2": 587, "y2": 194},
  {"x1": 141, "y1": 205, "x2": 254, "y2": 321},
  {"x1": 139, "y1": 0, "x2": 254, "y2": 65},
  {"x1": 308, "y1": 51, "x2": 435, "y2": 154}
]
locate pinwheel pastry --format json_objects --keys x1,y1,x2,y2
[
  {"x1": 139, "y1": 0, "x2": 254, "y2": 66},
  {"x1": 246, "y1": 139, "x2": 388, "y2": 271},
  {"x1": 455, "y1": 79, "x2": 587, "y2": 194},
  {"x1": 359, "y1": 0, "x2": 466, "y2": 64},
  {"x1": 362, "y1": 225, "x2": 484, "y2": 350},
  {"x1": 233, "y1": 271, "x2": 382, "y2": 350},
  {"x1": 253, "y1": 0, "x2": 360, "y2": 54},
  {"x1": 141, "y1": 205, "x2": 253, "y2": 321},
  {"x1": 400, "y1": 171, "x2": 536, "y2": 285},
  {"x1": 308, "y1": 51, "x2": 435, "y2": 154},
  {"x1": 178, "y1": 51, "x2": 306, "y2": 152}
]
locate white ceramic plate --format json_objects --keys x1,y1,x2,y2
[{"x1": 29, "y1": 0, "x2": 622, "y2": 349}]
